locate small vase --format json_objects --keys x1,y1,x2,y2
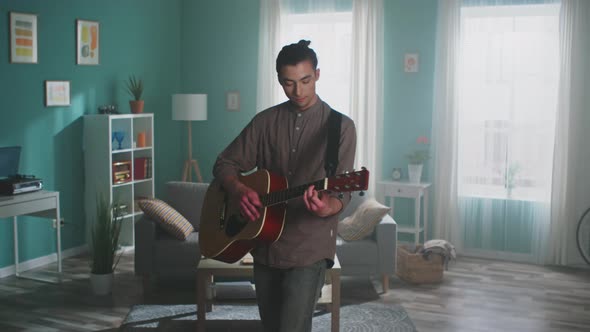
[
  {"x1": 90, "y1": 272, "x2": 113, "y2": 295},
  {"x1": 408, "y1": 164, "x2": 423, "y2": 183},
  {"x1": 129, "y1": 100, "x2": 144, "y2": 114}
]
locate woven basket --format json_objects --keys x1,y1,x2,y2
[{"x1": 396, "y1": 244, "x2": 443, "y2": 284}]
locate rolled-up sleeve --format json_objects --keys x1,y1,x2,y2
[{"x1": 213, "y1": 117, "x2": 260, "y2": 180}]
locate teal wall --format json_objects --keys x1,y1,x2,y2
[
  {"x1": 382, "y1": 0, "x2": 437, "y2": 183},
  {"x1": 180, "y1": 0, "x2": 261, "y2": 182},
  {"x1": 0, "y1": 0, "x2": 183, "y2": 268}
]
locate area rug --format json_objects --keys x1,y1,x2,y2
[{"x1": 120, "y1": 302, "x2": 416, "y2": 332}]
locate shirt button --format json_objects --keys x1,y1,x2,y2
[
  {"x1": 295, "y1": 126, "x2": 300, "y2": 130},
  {"x1": 297, "y1": 113, "x2": 302, "y2": 117},
  {"x1": 291, "y1": 148, "x2": 296, "y2": 152},
  {"x1": 288, "y1": 171, "x2": 293, "y2": 175}
]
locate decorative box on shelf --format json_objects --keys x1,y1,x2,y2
[{"x1": 112, "y1": 161, "x2": 132, "y2": 184}]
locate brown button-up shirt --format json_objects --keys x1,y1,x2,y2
[{"x1": 213, "y1": 97, "x2": 357, "y2": 268}]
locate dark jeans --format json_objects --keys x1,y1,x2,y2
[{"x1": 253, "y1": 260, "x2": 327, "y2": 332}]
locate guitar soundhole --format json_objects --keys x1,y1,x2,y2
[{"x1": 225, "y1": 214, "x2": 248, "y2": 237}]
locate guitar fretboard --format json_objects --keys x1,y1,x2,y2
[{"x1": 260, "y1": 179, "x2": 325, "y2": 207}]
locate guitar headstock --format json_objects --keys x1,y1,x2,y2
[{"x1": 326, "y1": 167, "x2": 369, "y2": 193}]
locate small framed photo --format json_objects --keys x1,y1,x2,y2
[
  {"x1": 76, "y1": 19, "x2": 99, "y2": 65},
  {"x1": 45, "y1": 81, "x2": 71, "y2": 107},
  {"x1": 10, "y1": 12, "x2": 38, "y2": 64},
  {"x1": 404, "y1": 53, "x2": 419, "y2": 73},
  {"x1": 226, "y1": 91, "x2": 240, "y2": 111}
]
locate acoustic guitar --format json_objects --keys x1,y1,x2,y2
[{"x1": 199, "y1": 168, "x2": 369, "y2": 263}]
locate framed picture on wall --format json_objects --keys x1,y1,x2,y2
[
  {"x1": 45, "y1": 81, "x2": 71, "y2": 107},
  {"x1": 10, "y1": 12, "x2": 38, "y2": 64},
  {"x1": 76, "y1": 19, "x2": 99, "y2": 65}
]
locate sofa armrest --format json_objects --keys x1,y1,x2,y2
[
  {"x1": 134, "y1": 215, "x2": 157, "y2": 276},
  {"x1": 375, "y1": 213, "x2": 397, "y2": 275}
]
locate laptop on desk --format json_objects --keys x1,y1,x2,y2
[{"x1": 0, "y1": 146, "x2": 43, "y2": 195}]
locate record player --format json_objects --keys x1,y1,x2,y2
[
  {"x1": 0, "y1": 146, "x2": 43, "y2": 195},
  {"x1": 0, "y1": 174, "x2": 43, "y2": 195}
]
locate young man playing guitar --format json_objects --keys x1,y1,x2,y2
[{"x1": 213, "y1": 40, "x2": 357, "y2": 332}]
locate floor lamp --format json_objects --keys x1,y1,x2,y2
[{"x1": 172, "y1": 94, "x2": 207, "y2": 182}]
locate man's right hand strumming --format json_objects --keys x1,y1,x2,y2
[{"x1": 223, "y1": 176, "x2": 262, "y2": 222}]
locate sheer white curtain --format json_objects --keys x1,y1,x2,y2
[
  {"x1": 459, "y1": 2, "x2": 559, "y2": 263},
  {"x1": 433, "y1": 0, "x2": 569, "y2": 264},
  {"x1": 256, "y1": 0, "x2": 283, "y2": 112},
  {"x1": 349, "y1": 0, "x2": 383, "y2": 196},
  {"x1": 548, "y1": 0, "x2": 590, "y2": 265},
  {"x1": 431, "y1": 0, "x2": 461, "y2": 247}
]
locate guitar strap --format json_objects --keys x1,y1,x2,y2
[{"x1": 325, "y1": 109, "x2": 342, "y2": 177}]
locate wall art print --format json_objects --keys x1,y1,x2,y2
[
  {"x1": 10, "y1": 12, "x2": 38, "y2": 64},
  {"x1": 76, "y1": 19, "x2": 99, "y2": 65},
  {"x1": 45, "y1": 81, "x2": 71, "y2": 107}
]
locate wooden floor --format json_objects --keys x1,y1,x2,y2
[{"x1": 0, "y1": 252, "x2": 589, "y2": 332}]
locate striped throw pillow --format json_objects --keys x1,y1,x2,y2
[
  {"x1": 137, "y1": 198, "x2": 194, "y2": 240},
  {"x1": 337, "y1": 198, "x2": 390, "y2": 241}
]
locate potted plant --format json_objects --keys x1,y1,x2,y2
[
  {"x1": 406, "y1": 136, "x2": 430, "y2": 183},
  {"x1": 126, "y1": 75, "x2": 144, "y2": 114},
  {"x1": 90, "y1": 195, "x2": 124, "y2": 295}
]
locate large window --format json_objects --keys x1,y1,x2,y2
[
  {"x1": 458, "y1": 4, "x2": 560, "y2": 202},
  {"x1": 278, "y1": 11, "x2": 352, "y2": 115}
]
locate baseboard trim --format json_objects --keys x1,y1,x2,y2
[{"x1": 0, "y1": 245, "x2": 88, "y2": 279}]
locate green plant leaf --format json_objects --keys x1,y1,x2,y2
[
  {"x1": 125, "y1": 75, "x2": 143, "y2": 101},
  {"x1": 90, "y1": 194, "x2": 124, "y2": 274}
]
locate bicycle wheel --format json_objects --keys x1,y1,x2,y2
[{"x1": 576, "y1": 207, "x2": 590, "y2": 265}]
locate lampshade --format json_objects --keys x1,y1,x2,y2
[{"x1": 172, "y1": 94, "x2": 207, "y2": 121}]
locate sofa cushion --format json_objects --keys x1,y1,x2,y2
[
  {"x1": 166, "y1": 182, "x2": 208, "y2": 230},
  {"x1": 340, "y1": 192, "x2": 366, "y2": 219},
  {"x1": 337, "y1": 198, "x2": 390, "y2": 241},
  {"x1": 138, "y1": 198, "x2": 194, "y2": 240}
]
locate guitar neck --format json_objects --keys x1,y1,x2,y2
[{"x1": 260, "y1": 179, "x2": 326, "y2": 207}]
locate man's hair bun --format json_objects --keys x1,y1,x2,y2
[
  {"x1": 297, "y1": 40, "x2": 311, "y2": 47},
  {"x1": 276, "y1": 40, "x2": 318, "y2": 73}
]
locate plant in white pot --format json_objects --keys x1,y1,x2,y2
[
  {"x1": 90, "y1": 195, "x2": 124, "y2": 295},
  {"x1": 126, "y1": 75, "x2": 144, "y2": 114},
  {"x1": 406, "y1": 136, "x2": 430, "y2": 183}
]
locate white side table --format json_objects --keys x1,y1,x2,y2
[{"x1": 377, "y1": 181, "x2": 431, "y2": 245}]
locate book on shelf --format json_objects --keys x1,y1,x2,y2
[{"x1": 134, "y1": 157, "x2": 152, "y2": 180}]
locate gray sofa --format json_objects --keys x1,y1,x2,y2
[
  {"x1": 135, "y1": 182, "x2": 397, "y2": 292},
  {"x1": 336, "y1": 192, "x2": 397, "y2": 292}
]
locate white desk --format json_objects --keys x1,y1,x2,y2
[
  {"x1": 0, "y1": 190, "x2": 61, "y2": 283},
  {"x1": 377, "y1": 181, "x2": 431, "y2": 245}
]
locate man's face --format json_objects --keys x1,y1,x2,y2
[{"x1": 278, "y1": 60, "x2": 320, "y2": 112}]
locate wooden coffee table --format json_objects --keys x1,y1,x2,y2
[{"x1": 196, "y1": 255, "x2": 341, "y2": 332}]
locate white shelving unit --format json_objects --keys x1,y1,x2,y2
[{"x1": 83, "y1": 113, "x2": 155, "y2": 247}]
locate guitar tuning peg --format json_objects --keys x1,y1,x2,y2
[
  {"x1": 359, "y1": 191, "x2": 365, "y2": 196},
  {"x1": 338, "y1": 192, "x2": 344, "y2": 199}
]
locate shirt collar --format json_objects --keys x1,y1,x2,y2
[{"x1": 288, "y1": 96, "x2": 323, "y2": 117}]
